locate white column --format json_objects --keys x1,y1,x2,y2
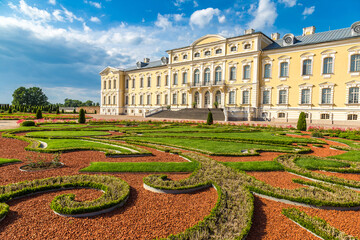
[
  {"x1": 199, "y1": 92, "x2": 203, "y2": 108},
  {"x1": 221, "y1": 92, "x2": 225, "y2": 108},
  {"x1": 200, "y1": 64, "x2": 204, "y2": 85},
  {"x1": 209, "y1": 91, "x2": 213, "y2": 108},
  {"x1": 190, "y1": 65, "x2": 193, "y2": 85},
  {"x1": 251, "y1": 55, "x2": 260, "y2": 109},
  {"x1": 211, "y1": 62, "x2": 215, "y2": 84},
  {"x1": 188, "y1": 92, "x2": 192, "y2": 108}
]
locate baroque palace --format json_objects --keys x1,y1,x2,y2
[{"x1": 100, "y1": 21, "x2": 360, "y2": 125}]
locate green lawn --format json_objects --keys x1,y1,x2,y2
[
  {"x1": 331, "y1": 151, "x2": 360, "y2": 162},
  {"x1": 0, "y1": 158, "x2": 21, "y2": 165},
  {"x1": 124, "y1": 136, "x2": 296, "y2": 154},
  {"x1": 39, "y1": 139, "x2": 132, "y2": 153},
  {"x1": 26, "y1": 130, "x2": 111, "y2": 138},
  {"x1": 295, "y1": 157, "x2": 350, "y2": 170},
  {"x1": 221, "y1": 161, "x2": 284, "y2": 171},
  {"x1": 329, "y1": 138, "x2": 360, "y2": 149},
  {"x1": 80, "y1": 161, "x2": 198, "y2": 172}
]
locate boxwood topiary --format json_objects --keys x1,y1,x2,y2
[
  {"x1": 297, "y1": 112, "x2": 307, "y2": 131},
  {"x1": 21, "y1": 120, "x2": 36, "y2": 127}
]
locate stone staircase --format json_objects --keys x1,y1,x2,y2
[{"x1": 149, "y1": 108, "x2": 225, "y2": 121}]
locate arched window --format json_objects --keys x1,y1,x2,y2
[
  {"x1": 194, "y1": 69, "x2": 200, "y2": 85},
  {"x1": 108, "y1": 96, "x2": 111, "y2": 105},
  {"x1": 230, "y1": 67, "x2": 236, "y2": 80},
  {"x1": 182, "y1": 72, "x2": 187, "y2": 84},
  {"x1": 323, "y1": 57, "x2": 333, "y2": 74},
  {"x1": 140, "y1": 78, "x2": 144, "y2": 88},
  {"x1": 109, "y1": 80, "x2": 111, "y2": 89},
  {"x1": 204, "y1": 91, "x2": 210, "y2": 105},
  {"x1": 147, "y1": 77, "x2": 151, "y2": 87},
  {"x1": 215, "y1": 67, "x2": 222, "y2": 84},
  {"x1": 194, "y1": 92, "x2": 199, "y2": 105},
  {"x1": 204, "y1": 68, "x2": 210, "y2": 85},
  {"x1": 183, "y1": 55, "x2": 188, "y2": 60},
  {"x1": 113, "y1": 96, "x2": 116, "y2": 105},
  {"x1": 103, "y1": 81, "x2": 106, "y2": 89},
  {"x1": 204, "y1": 51, "x2": 211, "y2": 56},
  {"x1": 173, "y1": 73, "x2": 178, "y2": 85},
  {"x1": 264, "y1": 64, "x2": 271, "y2": 78},
  {"x1": 103, "y1": 96, "x2": 106, "y2": 105},
  {"x1": 215, "y1": 91, "x2": 221, "y2": 104},
  {"x1": 215, "y1": 49, "x2": 222, "y2": 54},
  {"x1": 230, "y1": 46, "x2": 237, "y2": 52},
  {"x1": 351, "y1": 54, "x2": 360, "y2": 72},
  {"x1": 194, "y1": 52, "x2": 200, "y2": 58},
  {"x1": 302, "y1": 59, "x2": 312, "y2": 75},
  {"x1": 173, "y1": 56, "x2": 178, "y2": 61}
]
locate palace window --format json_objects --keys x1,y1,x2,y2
[
  {"x1": 204, "y1": 68, "x2": 210, "y2": 85},
  {"x1": 229, "y1": 91, "x2": 235, "y2": 104},
  {"x1": 182, "y1": 93, "x2": 187, "y2": 104},
  {"x1": 278, "y1": 112, "x2": 285, "y2": 118},
  {"x1": 113, "y1": 80, "x2": 116, "y2": 89},
  {"x1": 242, "y1": 90, "x2": 249, "y2": 104},
  {"x1": 139, "y1": 95, "x2": 143, "y2": 105},
  {"x1": 302, "y1": 59, "x2": 312, "y2": 75},
  {"x1": 109, "y1": 80, "x2": 111, "y2": 89},
  {"x1": 301, "y1": 89, "x2": 311, "y2": 104},
  {"x1": 215, "y1": 67, "x2": 222, "y2": 84},
  {"x1": 183, "y1": 55, "x2": 188, "y2": 60},
  {"x1": 323, "y1": 57, "x2": 333, "y2": 74},
  {"x1": 165, "y1": 75, "x2": 169, "y2": 86},
  {"x1": 348, "y1": 114, "x2": 358, "y2": 120},
  {"x1": 215, "y1": 91, "x2": 221, "y2": 104},
  {"x1": 194, "y1": 52, "x2": 200, "y2": 58},
  {"x1": 215, "y1": 49, "x2": 222, "y2": 54},
  {"x1": 173, "y1": 73, "x2": 178, "y2": 85},
  {"x1": 165, "y1": 94, "x2": 168, "y2": 105},
  {"x1": 125, "y1": 79, "x2": 129, "y2": 89},
  {"x1": 204, "y1": 91, "x2": 210, "y2": 105},
  {"x1": 279, "y1": 90, "x2": 287, "y2": 104},
  {"x1": 108, "y1": 96, "x2": 111, "y2": 105},
  {"x1": 132, "y1": 79, "x2": 135, "y2": 88},
  {"x1": 103, "y1": 81, "x2": 106, "y2": 89},
  {"x1": 243, "y1": 65, "x2": 250, "y2": 79},
  {"x1": 140, "y1": 78, "x2": 144, "y2": 88},
  {"x1": 113, "y1": 96, "x2": 116, "y2": 105},
  {"x1": 264, "y1": 64, "x2": 271, "y2": 78},
  {"x1": 147, "y1": 95, "x2": 151, "y2": 105},
  {"x1": 173, "y1": 56, "x2": 178, "y2": 61},
  {"x1": 262, "y1": 90, "x2": 270, "y2": 104},
  {"x1": 156, "y1": 94, "x2": 160, "y2": 105},
  {"x1": 125, "y1": 96, "x2": 128, "y2": 105},
  {"x1": 321, "y1": 88, "x2": 332, "y2": 104},
  {"x1": 349, "y1": 87, "x2": 359, "y2": 104},
  {"x1": 182, "y1": 72, "x2": 187, "y2": 84},
  {"x1": 351, "y1": 54, "x2": 360, "y2": 72},
  {"x1": 194, "y1": 69, "x2": 200, "y2": 85},
  {"x1": 173, "y1": 93, "x2": 177, "y2": 104},
  {"x1": 230, "y1": 46, "x2": 237, "y2": 52},
  {"x1": 147, "y1": 77, "x2": 151, "y2": 87},
  {"x1": 103, "y1": 96, "x2": 106, "y2": 105},
  {"x1": 131, "y1": 96, "x2": 135, "y2": 105},
  {"x1": 321, "y1": 113, "x2": 330, "y2": 119},
  {"x1": 280, "y1": 62, "x2": 289, "y2": 77},
  {"x1": 194, "y1": 92, "x2": 199, "y2": 105},
  {"x1": 204, "y1": 51, "x2": 211, "y2": 56},
  {"x1": 230, "y1": 67, "x2": 236, "y2": 80},
  {"x1": 244, "y1": 44, "x2": 251, "y2": 49},
  {"x1": 157, "y1": 76, "x2": 161, "y2": 87}
]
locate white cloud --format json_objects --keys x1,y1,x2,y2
[
  {"x1": 52, "y1": 10, "x2": 64, "y2": 21},
  {"x1": 189, "y1": 8, "x2": 221, "y2": 28},
  {"x1": 302, "y1": 6, "x2": 315, "y2": 18},
  {"x1": 218, "y1": 15, "x2": 226, "y2": 24},
  {"x1": 49, "y1": 0, "x2": 56, "y2": 5},
  {"x1": 278, "y1": 0, "x2": 296, "y2": 7},
  {"x1": 248, "y1": 0, "x2": 278, "y2": 30},
  {"x1": 90, "y1": 16, "x2": 100, "y2": 23},
  {"x1": 83, "y1": 22, "x2": 90, "y2": 32},
  {"x1": 173, "y1": 13, "x2": 184, "y2": 22},
  {"x1": 61, "y1": 5, "x2": 84, "y2": 22},
  {"x1": 9, "y1": 0, "x2": 51, "y2": 22},
  {"x1": 155, "y1": 13, "x2": 172, "y2": 29},
  {"x1": 193, "y1": 1, "x2": 199, "y2": 7},
  {"x1": 174, "y1": 0, "x2": 186, "y2": 7},
  {"x1": 84, "y1": 0, "x2": 102, "y2": 8}
]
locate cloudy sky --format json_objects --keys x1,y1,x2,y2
[{"x1": 0, "y1": 0, "x2": 358, "y2": 104}]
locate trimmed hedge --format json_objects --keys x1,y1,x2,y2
[{"x1": 21, "y1": 120, "x2": 36, "y2": 127}]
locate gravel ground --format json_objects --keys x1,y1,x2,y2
[{"x1": 0, "y1": 134, "x2": 217, "y2": 239}]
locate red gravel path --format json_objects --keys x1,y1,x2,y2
[{"x1": 0, "y1": 135, "x2": 217, "y2": 239}]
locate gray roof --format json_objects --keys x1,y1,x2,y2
[
  {"x1": 125, "y1": 60, "x2": 165, "y2": 71},
  {"x1": 264, "y1": 27, "x2": 358, "y2": 50}
]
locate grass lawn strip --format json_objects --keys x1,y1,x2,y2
[
  {"x1": 282, "y1": 208, "x2": 358, "y2": 240},
  {"x1": 0, "y1": 175, "x2": 129, "y2": 219},
  {"x1": 81, "y1": 139, "x2": 138, "y2": 153},
  {"x1": 26, "y1": 130, "x2": 111, "y2": 138},
  {"x1": 221, "y1": 161, "x2": 284, "y2": 171},
  {"x1": 0, "y1": 158, "x2": 21, "y2": 166},
  {"x1": 80, "y1": 162, "x2": 198, "y2": 172},
  {"x1": 295, "y1": 157, "x2": 350, "y2": 170}
]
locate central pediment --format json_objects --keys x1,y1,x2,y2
[{"x1": 191, "y1": 34, "x2": 226, "y2": 47}]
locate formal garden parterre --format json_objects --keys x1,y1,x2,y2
[{"x1": 1, "y1": 119, "x2": 360, "y2": 239}]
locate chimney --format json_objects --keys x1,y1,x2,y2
[
  {"x1": 271, "y1": 33, "x2": 280, "y2": 40},
  {"x1": 143, "y1": 58, "x2": 150, "y2": 63},
  {"x1": 302, "y1": 26, "x2": 316, "y2": 36},
  {"x1": 244, "y1": 29, "x2": 255, "y2": 35}
]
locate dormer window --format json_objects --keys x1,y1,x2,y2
[
  {"x1": 194, "y1": 52, "x2": 200, "y2": 58},
  {"x1": 244, "y1": 44, "x2": 251, "y2": 49},
  {"x1": 230, "y1": 46, "x2": 237, "y2": 52},
  {"x1": 204, "y1": 51, "x2": 211, "y2": 56},
  {"x1": 215, "y1": 49, "x2": 222, "y2": 54},
  {"x1": 183, "y1": 54, "x2": 188, "y2": 60},
  {"x1": 283, "y1": 33, "x2": 296, "y2": 46},
  {"x1": 173, "y1": 56, "x2": 178, "y2": 61}
]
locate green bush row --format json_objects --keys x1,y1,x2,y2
[{"x1": 0, "y1": 175, "x2": 129, "y2": 218}]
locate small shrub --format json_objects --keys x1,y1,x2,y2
[
  {"x1": 73, "y1": 109, "x2": 76, "y2": 114},
  {"x1": 207, "y1": 111, "x2": 213, "y2": 125},
  {"x1": 36, "y1": 109, "x2": 42, "y2": 119},
  {"x1": 192, "y1": 102, "x2": 196, "y2": 108},
  {"x1": 166, "y1": 105, "x2": 171, "y2": 110},
  {"x1": 311, "y1": 132, "x2": 324, "y2": 138},
  {"x1": 61, "y1": 109, "x2": 65, "y2": 114},
  {"x1": 7, "y1": 108, "x2": 12, "y2": 114},
  {"x1": 56, "y1": 109, "x2": 60, "y2": 114},
  {"x1": 78, "y1": 109, "x2": 86, "y2": 124},
  {"x1": 94, "y1": 110, "x2": 97, "y2": 114},
  {"x1": 21, "y1": 120, "x2": 35, "y2": 127},
  {"x1": 297, "y1": 112, "x2": 307, "y2": 131},
  {"x1": 214, "y1": 101, "x2": 218, "y2": 109}
]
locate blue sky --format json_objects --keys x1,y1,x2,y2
[{"x1": 0, "y1": 0, "x2": 358, "y2": 104}]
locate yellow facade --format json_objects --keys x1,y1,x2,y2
[{"x1": 100, "y1": 21, "x2": 360, "y2": 125}]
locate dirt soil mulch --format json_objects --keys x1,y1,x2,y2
[{"x1": 0, "y1": 136, "x2": 218, "y2": 239}]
